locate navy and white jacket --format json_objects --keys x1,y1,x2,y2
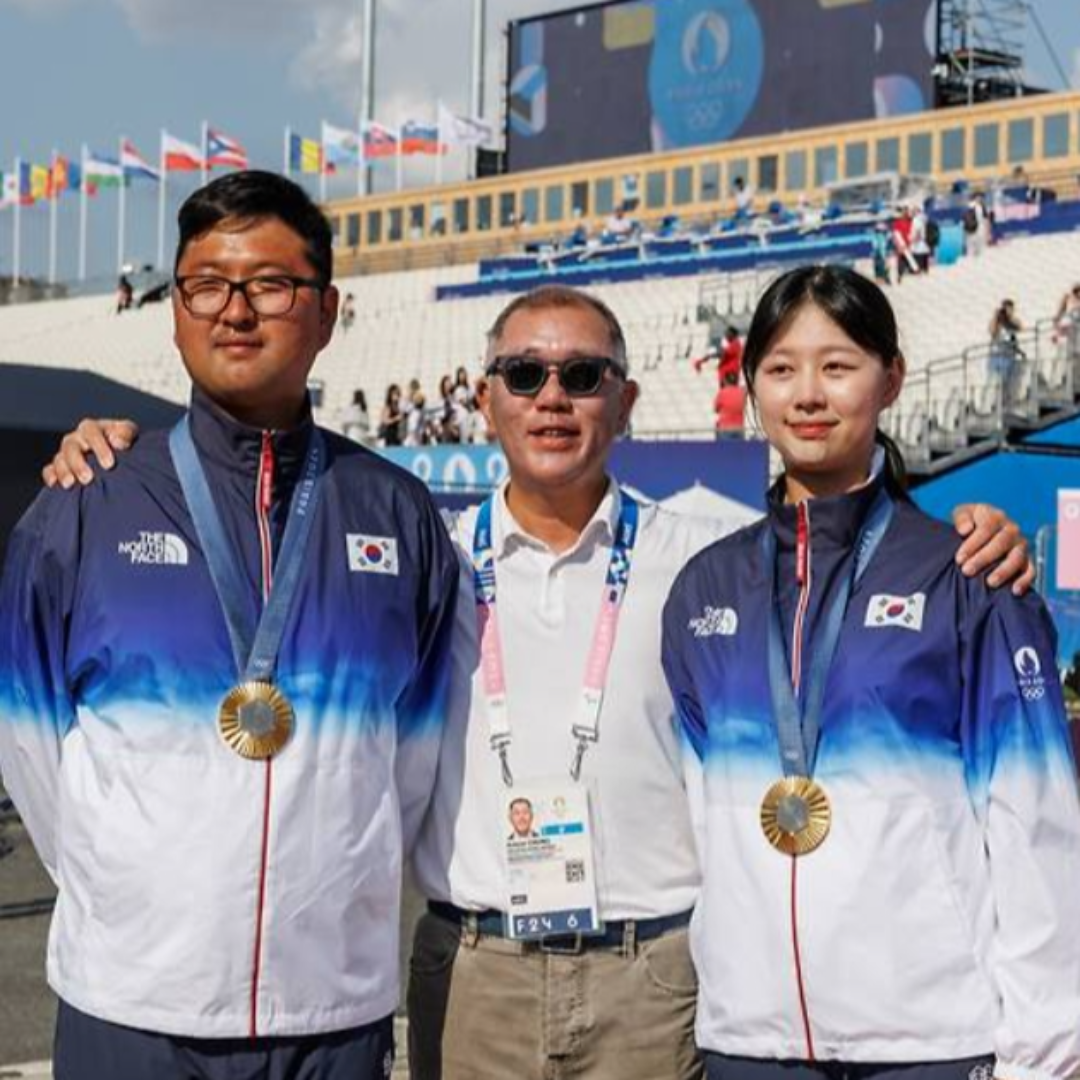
[
  {"x1": 0, "y1": 388, "x2": 458, "y2": 1039},
  {"x1": 662, "y1": 476, "x2": 1080, "y2": 1079}
]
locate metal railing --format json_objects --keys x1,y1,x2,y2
[{"x1": 888, "y1": 314, "x2": 1080, "y2": 469}]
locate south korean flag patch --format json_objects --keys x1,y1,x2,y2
[
  {"x1": 347, "y1": 534, "x2": 399, "y2": 576},
  {"x1": 865, "y1": 592, "x2": 926, "y2": 632}
]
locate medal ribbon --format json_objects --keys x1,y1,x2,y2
[
  {"x1": 472, "y1": 488, "x2": 640, "y2": 785},
  {"x1": 762, "y1": 487, "x2": 893, "y2": 779},
  {"x1": 170, "y1": 416, "x2": 327, "y2": 682}
]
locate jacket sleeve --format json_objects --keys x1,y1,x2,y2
[
  {"x1": 0, "y1": 490, "x2": 81, "y2": 881},
  {"x1": 394, "y1": 499, "x2": 460, "y2": 857},
  {"x1": 960, "y1": 587, "x2": 1080, "y2": 1080},
  {"x1": 662, "y1": 577, "x2": 709, "y2": 862}
]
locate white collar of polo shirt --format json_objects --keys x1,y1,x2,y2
[{"x1": 493, "y1": 476, "x2": 620, "y2": 560}]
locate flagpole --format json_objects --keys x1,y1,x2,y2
[
  {"x1": 117, "y1": 136, "x2": 127, "y2": 276},
  {"x1": 357, "y1": 116, "x2": 366, "y2": 198},
  {"x1": 319, "y1": 122, "x2": 328, "y2": 204},
  {"x1": 78, "y1": 145, "x2": 88, "y2": 283},
  {"x1": 360, "y1": 0, "x2": 376, "y2": 197},
  {"x1": 48, "y1": 148, "x2": 59, "y2": 286},
  {"x1": 200, "y1": 120, "x2": 209, "y2": 186},
  {"x1": 284, "y1": 126, "x2": 291, "y2": 179},
  {"x1": 13, "y1": 157, "x2": 22, "y2": 287},
  {"x1": 470, "y1": 0, "x2": 486, "y2": 181}
]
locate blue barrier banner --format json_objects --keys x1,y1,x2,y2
[
  {"x1": 377, "y1": 438, "x2": 767, "y2": 509},
  {"x1": 914, "y1": 450, "x2": 1080, "y2": 675}
]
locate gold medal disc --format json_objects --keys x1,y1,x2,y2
[
  {"x1": 760, "y1": 776, "x2": 831, "y2": 856},
  {"x1": 218, "y1": 681, "x2": 294, "y2": 760}
]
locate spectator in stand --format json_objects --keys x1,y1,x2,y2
[
  {"x1": 910, "y1": 205, "x2": 932, "y2": 274},
  {"x1": 713, "y1": 371, "x2": 746, "y2": 440},
  {"x1": 733, "y1": 176, "x2": 754, "y2": 221},
  {"x1": 341, "y1": 389, "x2": 373, "y2": 446},
  {"x1": 437, "y1": 375, "x2": 462, "y2": 444},
  {"x1": 116, "y1": 274, "x2": 134, "y2": 314},
  {"x1": 378, "y1": 383, "x2": 404, "y2": 447},
  {"x1": 890, "y1": 206, "x2": 918, "y2": 282},
  {"x1": 404, "y1": 379, "x2": 429, "y2": 447},
  {"x1": 988, "y1": 298, "x2": 1024, "y2": 398},
  {"x1": 871, "y1": 223, "x2": 892, "y2": 285},
  {"x1": 340, "y1": 292, "x2": 356, "y2": 333},
  {"x1": 963, "y1": 192, "x2": 990, "y2": 257},
  {"x1": 604, "y1": 206, "x2": 635, "y2": 243},
  {"x1": 452, "y1": 367, "x2": 478, "y2": 442},
  {"x1": 695, "y1": 326, "x2": 744, "y2": 386}
]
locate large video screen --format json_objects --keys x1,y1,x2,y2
[{"x1": 507, "y1": 0, "x2": 937, "y2": 172}]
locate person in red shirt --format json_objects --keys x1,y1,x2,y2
[
  {"x1": 695, "y1": 326, "x2": 744, "y2": 384},
  {"x1": 714, "y1": 370, "x2": 746, "y2": 439},
  {"x1": 891, "y1": 206, "x2": 918, "y2": 282}
]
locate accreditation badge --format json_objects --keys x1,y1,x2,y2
[{"x1": 501, "y1": 780, "x2": 603, "y2": 940}]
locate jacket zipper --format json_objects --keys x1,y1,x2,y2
[
  {"x1": 249, "y1": 432, "x2": 276, "y2": 1038},
  {"x1": 790, "y1": 501, "x2": 817, "y2": 1060}
]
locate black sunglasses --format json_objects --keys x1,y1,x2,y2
[{"x1": 485, "y1": 355, "x2": 625, "y2": 397}]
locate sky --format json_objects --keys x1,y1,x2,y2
[{"x1": 0, "y1": 0, "x2": 1077, "y2": 288}]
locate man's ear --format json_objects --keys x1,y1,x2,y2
[{"x1": 317, "y1": 285, "x2": 340, "y2": 348}]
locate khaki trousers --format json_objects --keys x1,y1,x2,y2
[{"x1": 407, "y1": 910, "x2": 703, "y2": 1080}]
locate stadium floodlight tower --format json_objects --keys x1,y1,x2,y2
[{"x1": 934, "y1": 0, "x2": 1034, "y2": 107}]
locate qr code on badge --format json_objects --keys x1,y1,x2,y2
[{"x1": 565, "y1": 859, "x2": 586, "y2": 884}]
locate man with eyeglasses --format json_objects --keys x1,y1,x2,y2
[
  {"x1": 0, "y1": 170, "x2": 459, "y2": 1079},
  {"x1": 42, "y1": 282, "x2": 1034, "y2": 1080}
]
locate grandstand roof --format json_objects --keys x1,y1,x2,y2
[{"x1": 0, "y1": 365, "x2": 184, "y2": 433}]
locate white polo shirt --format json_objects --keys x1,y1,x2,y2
[{"x1": 411, "y1": 481, "x2": 743, "y2": 921}]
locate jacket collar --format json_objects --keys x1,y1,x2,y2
[{"x1": 186, "y1": 385, "x2": 314, "y2": 484}]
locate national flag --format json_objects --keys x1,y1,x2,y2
[
  {"x1": 0, "y1": 173, "x2": 18, "y2": 209},
  {"x1": 322, "y1": 122, "x2": 361, "y2": 168},
  {"x1": 206, "y1": 127, "x2": 248, "y2": 169},
  {"x1": 52, "y1": 156, "x2": 72, "y2": 196},
  {"x1": 15, "y1": 162, "x2": 34, "y2": 204},
  {"x1": 30, "y1": 164, "x2": 51, "y2": 201},
  {"x1": 1058, "y1": 489, "x2": 1080, "y2": 590},
  {"x1": 163, "y1": 131, "x2": 203, "y2": 172},
  {"x1": 864, "y1": 592, "x2": 926, "y2": 632},
  {"x1": 401, "y1": 120, "x2": 446, "y2": 156},
  {"x1": 288, "y1": 133, "x2": 324, "y2": 174},
  {"x1": 361, "y1": 120, "x2": 398, "y2": 160},
  {"x1": 121, "y1": 138, "x2": 160, "y2": 182},
  {"x1": 84, "y1": 152, "x2": 124, "y2": 189},
  {"x1": 437, "y1": 103, "x2": 494, "y2": 148}
]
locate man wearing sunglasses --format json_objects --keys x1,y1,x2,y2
[
  {"x1": 43, "y1": 284, "x2": 1033, "y2": 1080},
  {"x1": 1, "y1": 171, "x2": 459, "y2": 1079}
]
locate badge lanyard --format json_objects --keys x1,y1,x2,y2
[
  {"x1": 169, "y1": 416, "x2": 327, "y2": 684},
  {"x1": 472, "y1": 489, "x2": 639, "y2": 786},
  {"x1": 761, "y1": 488, "x2": 893, "y2": 780}
]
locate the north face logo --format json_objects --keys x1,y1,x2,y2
[
  {"x1": 118, "y1": 531, "x2": 189, "y2": 566},
  {"x1": 689, "y1": 606, "x2": 738, "y2": 639}
]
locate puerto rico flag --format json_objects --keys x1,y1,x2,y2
[
  {"x1": 163, "y1": 131, "x2": 203, "y2": 172},
  {"x1": 121, "y1": 138, "x2": 160, "y2": 182},
  {"x1": 206, "y1": 127, "x2": 248, "y2": 169}
]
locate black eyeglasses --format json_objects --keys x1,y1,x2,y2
[
  {"x1": 485, "y1": 355, "x2": 625, "y2": 397},
  {"x1": 174, "y1": 274, "x2": 324, "y2": 318}
]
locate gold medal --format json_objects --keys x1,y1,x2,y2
[
  {"x1": 760, "y1": 776, "x2": 831, "y2": 856},
  {"x1": 218, "y1": 681, "x2": 294, "y2": 760}
]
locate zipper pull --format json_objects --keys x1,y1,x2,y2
[{"x1": 259, "y1": 433, "x2": 274, "y2": 514}]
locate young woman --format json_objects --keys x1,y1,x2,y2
[
  {"x1": 662, "y1": 265, "x2": 1080, "y2": 1080},
  {"x1": 378, "y1": 382, "x2": 404, "y2": 447}
]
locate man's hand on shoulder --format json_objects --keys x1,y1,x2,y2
[
  {"x1": 42, "y1": 419, "x2": 140, "y2": 489},
  {"x1": 951, "y1": 502, "x2": 1034, "y2": 597}
]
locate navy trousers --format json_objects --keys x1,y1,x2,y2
[
  {"x1": 54, "y1": 1000, "x2": 395, "y2": 1080},
  {"x1": 704, "y1": 1054, "x2": 996, "y2": 1080}
]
